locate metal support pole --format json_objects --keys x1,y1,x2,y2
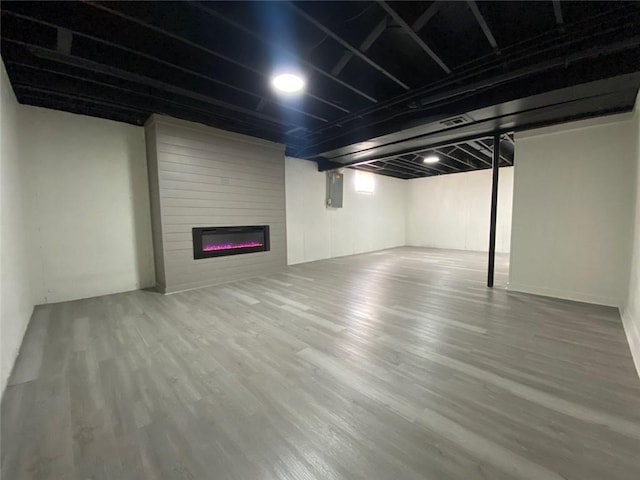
[{"x1": 487, "y1": 133, "x2": 500, "y2": 287}]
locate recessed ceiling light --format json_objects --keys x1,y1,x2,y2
[
  {"x1": 423, "y1": 155, "x2": 440, "y2": 164},
  {"x1": 271, "y1": 73, "x2": 305, "y2": 94}
]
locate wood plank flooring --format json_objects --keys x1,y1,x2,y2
[{"x1": 2, "y1": 247, "x2": 639, "y2": 480}]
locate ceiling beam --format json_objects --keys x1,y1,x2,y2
[
  {"x1": 552, "y1": 0, "x2": 566, "y2": 34},
  {"x1": 376, "y1": 1, "x2": 451, "y2": 74},
  {"x1": 355, "y1": 164, "x2": 415, "y2": 179},
  {"x1": 314, "y1": 130, "x2": 515, "y2": 172},
  {"x1": 387, "y1": 158, "x2": 439, "y2": 175},
  {"x1": 82, "y1": 1, "x2": 351, "y2": 113},
  {"x1": 475, "y1": 139, "x2": 512, "y2": 165},
  {"x1": 432, "y1": 147, "x2": 476, "y2": 169},
  {"x1": 410, "y1": 153, "x2": 461, "y2": 172},
  {"x1": 412, "y1": 2, "x2": 441, "y2": 32},
  {"x1": 466, "y1": 1, "x2": 499, "y2": 52},
  {"x1": 402, "y1": 155, "x2": 450, "y2": 174},
  {"x1": 403, "y1": 160, "x2": 452, "y2": 175},
  {"x1": 552, "y1": 0, "x2": 564, "y2": 26},
  {"x1": 7, "y1": 60, "x2": 287, "y2": 133},
  {"x1": 332, "y1": 17, "x2": 387, "y2": 76},
  {"x1": 370, "y1": 161, "x2": 421, "y2": 178},
  {"x1": 2, "y1": 10, "x2": 332, "y2": 123},
  {"x1": 14, "y1": 84, "x2": 147, "y2": 114},
  {"x1": 288, "y1": 2, "x2": 411, "y2": 90},
  {"x1": 20, "y1": 41, "x2": 292, "y2": 127},
  {"x1": 335, "y1": 2, "x2": 441, "y2": 84},
  {"x1": 19, "y1": 93, "x2": 144, "y2": 123},
  {"x1": 56, "y1": 27, "x2": 72, "y2": 55},
  {"x1": 353, "y1": 157, "x2": 431, "y2": 176},
  {"x1": 364, "y1": 160, "x2": 416, "y2": 177},
  {"x1": 299, "y1": 31, "x2": 640, "y2": 154},
  {"x1": 453, "y1": 145, "x2": 492, "y2": 167},
  {"x1": 285, "y1": 126, "x2": 305, "y2": 135},
  {"x1": 16, "y1": 85, "x2": 282, "y2": 135},
  {"x1": 190, "y1": 1, "x2": 372, "y2": 106}
]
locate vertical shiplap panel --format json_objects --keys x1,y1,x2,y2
[
  {"x1": 146, "y1": 115, "x2": 286, "y2": 293},
  {"x1": 144, "y1": 124, "x2": 166, "y2": 290}
]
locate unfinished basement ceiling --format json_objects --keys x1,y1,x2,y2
[
  {"x1": 350, "y1": 134, "x2": 514, "y2": 180},
  {"x1": 1, "y1": 1, "x2": 639, "y2": 178}
]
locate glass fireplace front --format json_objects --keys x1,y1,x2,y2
[{"x1": 192, "y1": 226, "x2": 269, "y2": 259}]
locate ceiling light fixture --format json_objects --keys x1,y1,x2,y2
[
  {"x1": 271, "y1": 73, "x2": 305, "y2": 94},
  {"x1": 423, "y1": 155, "x2": 440, "y2": 164}
]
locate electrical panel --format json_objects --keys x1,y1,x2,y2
[{"x1": 326, "y1": 171, "x2": 343, "y2": 208}]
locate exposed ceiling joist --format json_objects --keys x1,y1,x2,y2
[
  {"x1": 466, "y1": 0, "x2": 499, "y2": 52},
  {"x1": 15, "y1": 84, "x2": 146, "y2": 114},
  {"x1": 23, "y1": 42, "x2": 293, "y2": 127},
  {"x1": 388, "y1": 160, "x2": 433, "y2": 176},
  {"x1": 301, "y1": 34, "x2": 640, "y2": 156},
  {"x1": 2, "y1": 10, "x2": 333, "y2": 123},
  {"x1": 288, "y1": 2, "x2": 411, "y2": 90},
  {"x1": 383, "y1": 159, "x2": 429, "y2": 175},
  {"x1": 2, "y1": 0, "x2": 637, "y2": 180},
  {"x1": 345, "y1": 133, "x2": 514, "y2": 179},
  {"x1": 56, "y1": 27, "x2": 72, "y2": 55},
  {"x1": 405, "y1": 155, "x2": 452, "y2": 174},
  {"x1": 412, "y1": 2, "x2": 441, "y2": 32},
  {"x1": 452, "y1": 145, "x2": 492, "y2": 167},
  {"x1": 553, "y1": 0, "x2": 564, "y2": 27},
  {"x1": 362, "y1": 165, "x2": 419, "y2": 179},
  {"x1": 433, "y1": 148, "x2": 476, "y2": 169},
  {"x1": 332, "y1": 17, "x2": 387, "y2": 76},
  {"x1": 475, "y1": 139, "x2": 511, "y2": 165},
  {"x1": 365, "y1": 161, "x2": 421, "y2": 178},
  {"x1": 83, "y1": 1, "x2": 353, "y2": 113},
  {"x1": 14, "y1": 74, "x2": 287, "y2": 136},
  {"x1": 190, "y1": 1, "x2": 371, "y2": 107},
  {"x1": 376, "y1": 1, "x2": 451, "y2": 74},
  {"x1": 410, "y1": 153, "x2": 461, "y2": 172},
  {"x1": 8, "y1": 59, "x2": 296, "y2": 133},
  {"x1": 19, "y1": 93, "x2": 143, "y2": 123}
]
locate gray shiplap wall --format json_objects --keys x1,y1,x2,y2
[{"x1": 145, "y1": 115, "x2": 287, "y2": 293}]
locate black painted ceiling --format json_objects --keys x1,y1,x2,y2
[{"x1": 1, "y1": 1, "x2": 639, "y2": 179}]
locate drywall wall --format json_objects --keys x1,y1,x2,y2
[
  {"x1": 146, "y1": 115, "x2": 287, "y2": 293},
  {"x1": 406, "y1": 167, "x2": 514, "y2": 253},
  {"x1": 622, "y1": 93, "x2": 640, "y2": 377},
  {"x1": 1, "y1": 61, "x2": 34, "y2": 392},
  {"x1": 20, "y1": 106, "x2": 155, "y2": 304},
  {"x1": 285, "y1": 158, "x2": 406, "y2": 265},
  {"x1": 509, "y1": 113, "x2": 636, "y2": 307}
]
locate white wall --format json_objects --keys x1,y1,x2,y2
[
  {"x1": 509, "y1": 114, "x2": 636, "y2": 307},
  {"x1": 20, "y1": 106, "x2": 155, "y2": 304},
  {"x1": 406, "y1": 167, "x2": 514, "y2": 253},
  {"x1": 1, "y1": 62, "x2": 34, "y2": 392},
  {"x1": 622, "y1": 93, "x2": 640, "y2": 377},
  {"x1": 285, "y1": 158, "x2": 406, "y2": 264}
]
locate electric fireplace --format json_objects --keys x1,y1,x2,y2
[{"x1": 192, "y1": 226, "x2": 270, "y2": 259}]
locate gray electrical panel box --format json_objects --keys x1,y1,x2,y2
[{"x1": 326, "y1": 171, "x2": 344, "y2": 208}]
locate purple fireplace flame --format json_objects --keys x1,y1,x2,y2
[{"x1": 203, "y1": 241, "x2": 264, "y2": 252}]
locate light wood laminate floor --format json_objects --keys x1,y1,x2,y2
[{"x1": 2, "y1": 248, "x2": 640, "y2": 480}]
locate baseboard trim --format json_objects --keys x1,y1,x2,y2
[
  {"x1": 287, "y1": 245, "x2": 405, "y2": 267},
  {"x1": 621, "y1": 310, "x2": 640, "y2": 379},
  {"x1": 1, "y1": 305, "x2": 35, "y2": 400},
  {"x1": 506, "y1": 282, "x2": 621, "y2": 308}
]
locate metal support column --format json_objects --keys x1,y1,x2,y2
[{"x1": 487, "y1": 133, "x2": 500, "y2": 287}]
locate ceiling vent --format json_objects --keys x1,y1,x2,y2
[{"x1": 439, "y1": 115, "x2": 472, "y2": 127}]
